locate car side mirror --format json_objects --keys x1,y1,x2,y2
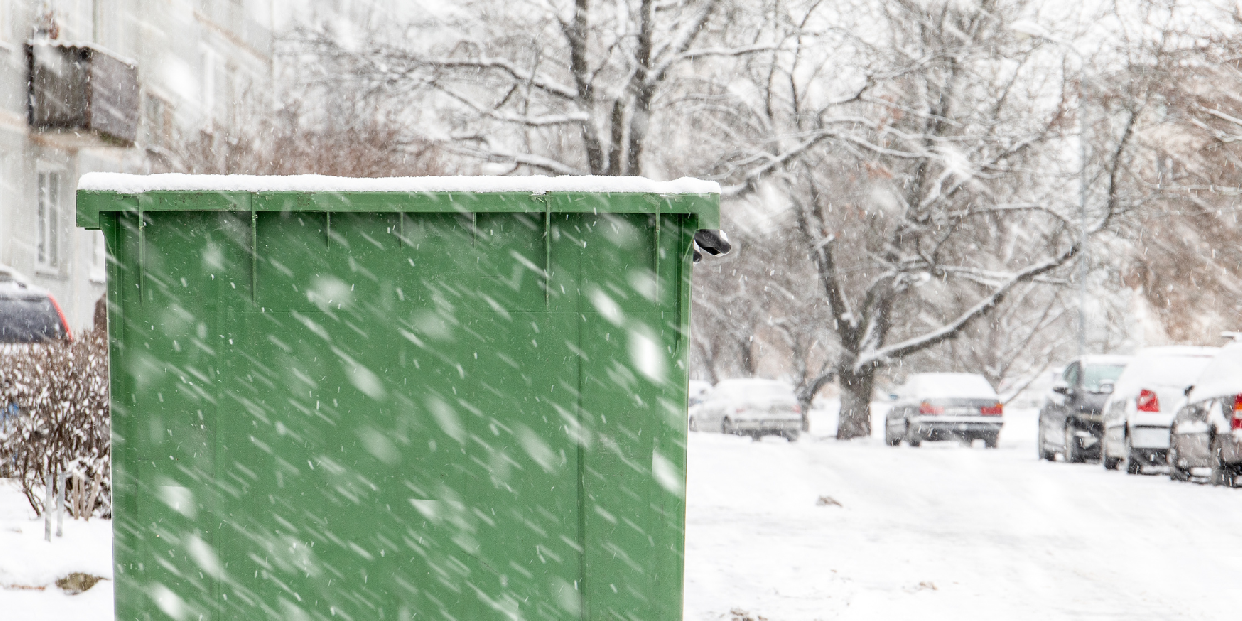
[{"x1": 1052, "y1": 381, "x2": 1070, "y2": 396}]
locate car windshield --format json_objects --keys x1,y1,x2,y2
[
  {"x1": 1081, "y1": 364, "x2": 1126, "y2": 392},
  {"x1": 0, "y1": 296, "x2": 66, "y2": 343}
]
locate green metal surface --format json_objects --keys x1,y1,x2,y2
[{"x1": 85, "y1": 185, "x2": 713, "y2": 621}]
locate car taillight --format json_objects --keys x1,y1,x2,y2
[
  {"x1": 980, "y1": 403, "x2": 1003, "y2": 416},
  {"x1": 48, "y1": 294, "x2": 72, "y2": 342},
  {"x1": 793, "y1": 404, "x2": 802, "y2": 414},
  {"x1": 736, "y1": 408, "x2": 744, "y2": 414},
  {"x1": 1136, "y1": 389, "x2": 1160, "y2": 413},
  {"x1": 1233, "y1": 395, "x2": 1242, "y2": 430},
  {"x1": 919, "y1": 402, "x2": 943, "y2": 415}
]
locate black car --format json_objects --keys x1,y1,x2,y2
[{"x1": 1037, "y1": 355, "x2": 1131, "y2": 462}]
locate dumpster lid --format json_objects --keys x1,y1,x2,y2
[
  {"x1": 77, "y1": 173, "x2": 720, "y2": 230},
  {"x1": 78, "y1": 173, "x2": 720, "y2": 195}
]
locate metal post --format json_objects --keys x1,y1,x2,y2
[
  {"x1": 56, "y1": 471, "x2": 67, "y2": 537},
  {"x1": 44, "y1": 472, "x2": 53, "y2": 542}
]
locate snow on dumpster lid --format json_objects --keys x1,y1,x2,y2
[{"x1": 78, "y1": 173, "x2": 721, "y2": 195}]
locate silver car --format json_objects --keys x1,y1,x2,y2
[
  {"x1": 1168, "y1": 343, "x2": 1242, "y2": 486},
  {"x1": 689, "y1": 378, "x2": 801, "y2": 441},
  {"x1": 885, "y1": 373, "x2": 1004, "y2": 448}
]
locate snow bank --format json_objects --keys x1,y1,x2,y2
[{"x1": 78, "y1": 173, "x2": 721, "y2": 195}]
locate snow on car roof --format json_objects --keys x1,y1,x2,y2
[
  {"x1": 907, "y1": 373, "x2": 998, "y2": 399},
  {"x1": 78, "y1": 173, "x2": 721, "y2": 195},
  {"x1": 1112, "y1": 346, "x2": 1218, "y2": 394},
  {"x1": 1079, "y1": 354, "x2": 1132, "y2": 366},
  {"x1": 1187, "y1": 343, "x2": 1242, "y2": 402},
  {"x1": 709, "y1": 378, "x2": 795, "y2": 400}
]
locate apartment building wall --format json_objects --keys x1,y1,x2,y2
[{"x1": 0, "y1": 0, "x2": 272, "y2": 331}]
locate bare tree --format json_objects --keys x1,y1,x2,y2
[
  {"x1": 288, "y1": 0, "x2": 777, "y2": 177},
  {"x1": 1109, "y1": 4, "x2": 1242, "y2": 344},
  {"x1": 703, "y1": 0, "x2": 1142, "y2": 438}
]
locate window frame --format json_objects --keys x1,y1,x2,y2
[{"x1": 36, "y1": 165, "x2": 64, "y2": 272}]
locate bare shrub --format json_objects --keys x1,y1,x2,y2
[{"x1": 0, "y1": 330, "x2": 111, "y2": 517}]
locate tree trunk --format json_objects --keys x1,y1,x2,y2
[
  {"x1": 836, "y1": 367, "x2": 874, "y2": 440},
  {"x1": 798, "y1": 396, "x2": 813, "y2": 432}
]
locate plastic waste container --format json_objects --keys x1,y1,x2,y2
[{"x1": 77, "y1": 174, "x2": 719, "y2": 621}]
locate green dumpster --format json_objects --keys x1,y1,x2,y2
[{"x1": 77, "y1": 174, "x2": 719, "y2": 621}]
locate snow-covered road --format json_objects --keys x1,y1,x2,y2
[{"x1": 684, "y1": 408, "x2": 1242, "y2": 620}]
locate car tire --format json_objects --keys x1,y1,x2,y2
[
  {"x1": 1064, "y1": 425, "x2": 1083, "y2": 463},
  {"x1": 1102, "y1": 435, "x2": 1121, "y2": 470},
  {"x1": 885, "y1": 429, "x2": 898, "y2": 446},
  {"x1": 784, "y1": 431, "x2": 799, "y2": 442},
  {"x1": 1168, "y1": 447, "x2": 1190, "y2": 482},
  {"x1": 984, "y1": 434, "x2": 999, "y2": 449},
  {"x1": 1123, "y1": 434, "x2": 1141, "y2": 475},
  {"x1": 1037, "y1": 425, "x2": 1055, "y2": 461},
  {"x1": 1211, "y1": 440, "x2": 1236, "y2": 488},
  {"x1": 907, "y1": 437, "x2": 921, "y2": 447}
]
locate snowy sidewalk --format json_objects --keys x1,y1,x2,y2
[{"x1": 0, "y1": 479, "x2": 113, "y2": 621}]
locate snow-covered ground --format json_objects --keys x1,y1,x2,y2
[
  {"x1": 0, "y1": 479, "x2": 113, "y2": 620},
  {"x1": 6, "y1": 405, "x2": 1242, "y2": 619},
  {"x1": 684, "y1": 406, "x2": 1242, "y2": 620}
]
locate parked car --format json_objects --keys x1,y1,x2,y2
[
  {"x1": 688, "y1": 380, "x2": 711, "y2": 426},
  {"x1": 884, "y1": 373, "x2": 1004, "y2": 448},
  {"x1": 1037, "y1": 355, "x2": 1132, "y2": 462},
  {"x1": 0, "y1": 272, "x2": 71, "y2": 347},
  {"x1": 1168, "y1": 343, "x2": 1242, "y2": 486},
  {"x1": 1101, "y1": 346, "x2": 1217, "y2": 474},
  {"x1": 689, "y1": 378, "x2": 801, "y2": 441}
]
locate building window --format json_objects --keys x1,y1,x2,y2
[
  {"x1": 145, "y1": 94, "x2": 166, "y2": 150},
  {"x1": 37, "y1": 170, "x2": 60, "y2": 268}
]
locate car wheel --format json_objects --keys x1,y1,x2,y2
[
  {"x1": 984, "y1": 434, "x2": 999, "y2": 449},
  {"x1": 1168, "y1": 446, "x2": 1190, "y2": 482},
  {"x1": 1038, "y1": 426, "x2": 1056, "y2": 461},
  {"x1": 1102, "y1": 434, "x2": 1120, "y2": 470},
  {"x1": 1064, "y1": 425, "x2": 1083, "y2": 463},
  {"x1": 1210, "y1": 440, "x2": 1236, "y2": 488},
  {"x1": 1123, "y1": 434, "x2": 1141, "y2": 475}
]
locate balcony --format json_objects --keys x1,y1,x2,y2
[{"x1": 26, "y1": 41, "x2": 139, "y2": 145}]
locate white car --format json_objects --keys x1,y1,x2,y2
[
  {"x1": 1102, "y1": 346, "x2": 1218, "y2": 474},
  {"x1": 884, "y1": 373, "x2": 1004, "y2": 448},
  {"x1": 689, "y1": 378, "x2": 801, "y2": 441},
  {"x1": 687, "y1": 380, "x2": 712, "y2": 425}
]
